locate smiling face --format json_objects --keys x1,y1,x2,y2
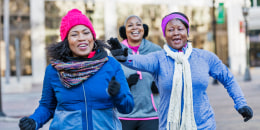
[
  {"x1": 125, "y1": 17, "x2": 144, "y2": 45},
  {"x1": 68, "y1": 25, "x2": 94, "y2": 57},
  {"x1": 165, "y1": 19, "x2": 188, "y2": 50}
]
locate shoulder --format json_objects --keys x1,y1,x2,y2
[
  {"x1": 106, "y1": 56, "x2": 122, "y2": 68},
  {"x1": 192, "y1": 48, "x2": 216, "y2": 58},
  {"x1": 191, "y1": 48, "x2": 219, "y2": 62},
  {"x1": 150, "y1": 50, "x2": 167, "y2": 62},
  {"x1": 45, "y1": 64, "x2": 57, "y2": 75},
  {"x1": 107, "y1": 56, "x2": 120, "y2": 64},
  {"x1": 45, "y1": 64, "x2": 57, "y2": 73},
  {"x1": 144, "y1": 39, "x2": 162, "y2": 51}
]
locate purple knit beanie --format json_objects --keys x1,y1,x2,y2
[{"x1": 60, "y1": 9, "x2": 96, "y2": 41}]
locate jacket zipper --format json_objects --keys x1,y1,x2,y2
[{"x1": 83, "y1": 83, "x2": 88, "y2": 130}]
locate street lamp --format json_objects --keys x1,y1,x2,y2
[
  {"x1": 242, "y1": 4, "x2": 251, "y2": 81},
  {"x1": 212, "y1": 0, "x2": 219, "y2": 85}
]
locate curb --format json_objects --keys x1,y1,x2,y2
[{"x1": 0, "y1": 116, "x2": 20, "y2": 122}]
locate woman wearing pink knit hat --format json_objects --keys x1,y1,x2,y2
[{"x1": 19, "y1": 8, "x2": 134, "y2": 130}]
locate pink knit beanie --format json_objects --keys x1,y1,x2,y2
[{"x1": 60, "y1": 9, "x2": 96, "y2": 41}]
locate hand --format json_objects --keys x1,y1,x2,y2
[
  {"x1": 151, "y1": 81, "x2": 159, "y2": 94},
  {"x1": 108, "y1": 76, "x2": 121, "y2": 96},
  {"x1": 238, "y1": 106, "x2": 253, "y2": 122},
  {"x1": 127, "y1": 74, "x2": 139, "y2": 89},
  {"x1": 107, "y1": 38, "x2": 128, "y2": 62},
  {"x1": 19, "y1": 117, "x2": 36, "y2": 130},
  {"x1": 107, "y1": 37, "x2": 122, "y2": 50}
]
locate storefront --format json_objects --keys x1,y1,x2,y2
[{"x1": 249, "y1": 30, "x2": 260, "y2": 66}]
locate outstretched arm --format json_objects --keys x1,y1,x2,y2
[{"x1": 208, "y1": 52, "x2": 253, "y2": 122}]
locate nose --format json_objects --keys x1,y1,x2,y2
[
  {"x1": 78, "y1": 33, "x2": 85, "y2": 41},
  {"x1": 173, "y1": 29, "x2": 179, "y2": 35},
  {"x1": 132, "y1": 24, "x2": 138, "y2": 29}
]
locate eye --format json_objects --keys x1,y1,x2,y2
[
  {"x1": 70, "y1": 33, "x2": 78, "y2": 36},
  {"x1": 137, "y1": 23, "x2": 142, "y2": 26},
  {"x1": 84, "y1": 31, "x2": 90, "y2": 35},
  {"x1": 168, "y1": 28, "x2": 174, "y2": 32},
  {"x1": 178, "y1": 27, "x2": 185, "y2": 31},
  {"x1": 127, "y1": 24, "x2": 133, "y2": 27}
]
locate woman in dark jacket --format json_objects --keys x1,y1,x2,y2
[{"x1": 18, "y1": 8, "x2": 134, "y2": 130}]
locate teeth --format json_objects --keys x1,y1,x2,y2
[
  {"x1": 79, "y1": 44, "x2": 87, "y2": 47},
  {"x1": 132, "y1": 31, "x2": 139, "y2": 34}
]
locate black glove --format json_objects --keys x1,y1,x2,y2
[
  {"x1": 19, "y1": 117, "x2": 36, "y2": 130},
  {"x1": 127, "y1": 74, "x2": 139, "y2": 89},
  {"x1": 151, "y1": 81, "x2": 159, "y2": 94},
  {"x1": 108, "y1": 76, "x2": 121, "y2": 96},
  {"x1": 107, "y1": 37, "x2": 128, "y2": 62},
  {"x1": 238, "y1": 106, "x2": 253, "y2": 122}
]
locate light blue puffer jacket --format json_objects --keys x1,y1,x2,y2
[{"x1": 122, "y1": 44, "x2": 247, "y2": 130}]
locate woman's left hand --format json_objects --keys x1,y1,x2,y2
[
  {"x1": 107, "y1": 38, "x2": 128, "y2": 62},
  {"x1": 108, "y1": 77, "x2": 121, "y2": 96},
  {"x1": 238, "y1": 105, "x2": 253, "y2": 122}
]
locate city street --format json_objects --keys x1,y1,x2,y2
[{"x1": 0, "y1": 68, "x2": 260, "y2": 130}]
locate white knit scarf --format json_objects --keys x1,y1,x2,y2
[{"x1": 164, "y1": 43, "x2": 197, "y2": 130}]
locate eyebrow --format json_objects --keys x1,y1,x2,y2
[
  {"x1": 70, "y1": 28, "x2": 90, "y2": 33},
  {"x1": 127, "y1": 21, "x2": 142, "y2": 25}
]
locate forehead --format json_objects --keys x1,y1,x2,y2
[
  {"x1": 69, "y1": 25, "x2": 89, "y2": 32},
  {"x1": 166, "y1": 19, "x2": 185, "y2": 27},
  {"x1": 126, "y1": 17, "x2": 142, "y2": 24}
]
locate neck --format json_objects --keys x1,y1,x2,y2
[{"x1": 128, "y1": 39, "x2": 142, "y2": 47}]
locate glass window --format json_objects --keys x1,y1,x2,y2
[
  {"x1": 250, "y1": 0, "x2": 254, "y2": 7},
  {"x1": 257, "y1": 0, "x2": 260, "y2": 6}
]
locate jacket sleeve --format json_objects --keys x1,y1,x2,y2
[
  {"x1": 110, "y1": 59, "x2": 134, "y2": 114},
  {"x1": 29, "y1": 65, "x2": 57, "y2": 129},
  {"x1": 122, "y1": 51, "x2": 160, "y2": 75},
  {"x1": 208, "y1": 52, "x2": 247, "y2": 110}
]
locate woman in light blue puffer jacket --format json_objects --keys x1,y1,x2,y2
[{"x1": 108, "y1": 12, "x2": 253, "y2": 130}]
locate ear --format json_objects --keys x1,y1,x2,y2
[
  {"x1": 119, "y1": 26, "x2": 127, "y2": 40},
  {"x1": 143, "y1": 24, "x2": 149, "y2": 39}
]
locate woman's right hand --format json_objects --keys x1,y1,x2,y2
[
  {"x1": 19, "y1": 117, "x2": 36, "y2": 130},
  {"x1": 107, "y1": 37, "x2": 128, "y2": 62},
  {"x1": 127, "y1": 74, "x2": 139, "y2": 89}
]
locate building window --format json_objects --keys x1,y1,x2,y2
[{"x1": 251, "y1": 0, "x2": 260, "y2": 7}]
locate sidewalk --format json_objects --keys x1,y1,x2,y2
[
  {"x1": 0, "y1": 68, "x2": 260, "y2": 130},
  {"x1": 208, "y1": 67, "x2": 260, "y2": 130},
  {"x1": 0, "y1": 84, "x2": 50, "y2": 130}
]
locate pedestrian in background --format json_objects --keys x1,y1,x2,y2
[
  {"x1": 109, "y1": 15, "x2": 161, "y2": 130},
  {"x1": 108, "y1": 12, "x2": 253, "y2": 130},
  {"x1": 18, "y1": 8, "x2": 134, "y2": 130}
]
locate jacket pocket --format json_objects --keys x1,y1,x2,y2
[{"x1": 49, "y1": 109, "x2": 83, "y2": 130}]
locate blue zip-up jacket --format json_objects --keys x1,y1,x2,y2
[
  {"x1": 29, "y1": 56, "x2": 134, "y2": 130},
  {"x1": 122, "y1": 44, "x2": 247, "y2": 130}
]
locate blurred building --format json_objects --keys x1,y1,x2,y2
[
  {"x1": 248, "y1": 0, "x2": 260, "y2": 66},
  {"x1": 0, "y1": 0, "x2": 258, "y2": 92}
]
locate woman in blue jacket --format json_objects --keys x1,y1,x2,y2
[
  {"x1": 108, "y1": 12, "x2": 253, "y2": 130},
  {"x1": 18, "y1": 8, "x2": 134, "y2": 130},
  {"x1": 109, "y1": 15, "x2": 161, "y2": 130}
]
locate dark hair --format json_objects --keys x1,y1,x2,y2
[
  {"x1": 119, "y1": 24, "x2": 149, "y2": 40},
  {"x1": 47, "y1": 38, "x2": 110, "y2": 62}
]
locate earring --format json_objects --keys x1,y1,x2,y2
[{"x1": 93, "y1": 42, "x2": 97, "y2": 50}]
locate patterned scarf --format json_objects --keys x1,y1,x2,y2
[
  {"x1": 51, "y1": 50, "x2": 108, "y2": 88},
  {"x1": 164, "y1": 43, "x2": 197, "y2": 130}
]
